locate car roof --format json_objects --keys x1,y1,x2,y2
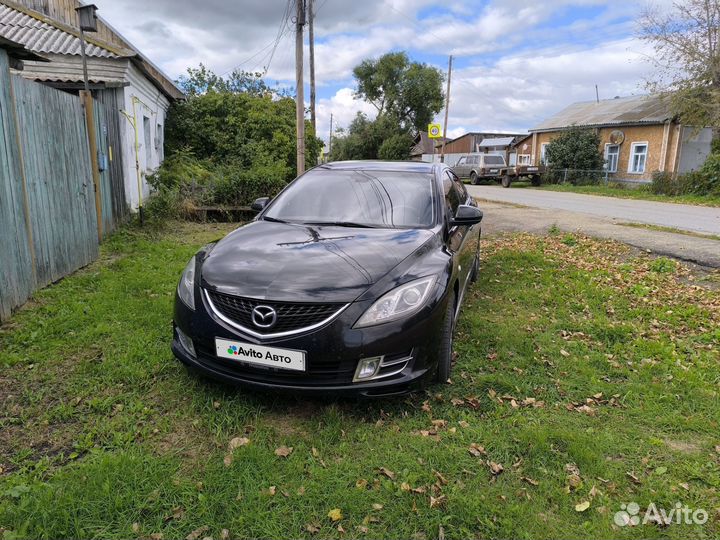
[{"x1": 317, "y1": 160, "x2": 439, "y2": 174}]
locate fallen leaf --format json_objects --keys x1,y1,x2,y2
[
  {"x1": 434, "y1": 470, "x2": 448, "y2": 485},
  {"x1": 400, "y1": 482, "x2": 411, "y2": 492},
  {"x1": 228, "y1": 437, "x2": 250, "y2": 451},
  {"x1": 421, "y1": 401, "x2": 432, "y2": 412},
  {"x1": 268, "y1": 486, "x2": 277, "y2": 496},
  {"x1": 274, "y1": 446, "x2": 293, "y2": 458},
  {"x1": 297, "y1": 486, "x2": 306, "y2": 495},
  {"x1": 458, "y1": 420, "x2": 470, "y2": 428},
  {"x1": 150, "y1": 533, "x2": 164, "y2": 540},
  {"x1": 372, "y1": 503, "x2": 383, "y2": 510},
  {"x1": 626, "y1": 471, "x2": 641, "y2": 485},
  {"x1": 438, "y1": 525, "x2": 445, "y2": 540},
  {"x1": 220, "y1": 529, "x2": 230, "y2": 540},
  {"x1": 488, "y1": 461, "x2": 504, "y2": 475},
  {"x1": 450, "y1": 398, "x2": 464, "y2": 406},
  {"x1": 311, "y1": 447, "x2": 320, "y2": 457},
  {"x1": 412, "y1": 486, "x2": 427, "y2": 494},
  {"x1": 468, "y1": 443, "x2": 486, "y2": 457},
  {"x1": 132, "y1": 523, "x2": 140, "y2": 534},
  {"x1": 356, "y1": 479, "x2": 368, "y2": 489},
  {"x1": 223, "y1": 454, "x2": 232, "y2": 467},
  {"x1": 429, "y1": 495, "x2": 447, "y2": 508},
  {"x1": 305, "y1": 523, "x2": 320, "y2": 534},
  {"x1": 357, "y1": 525, "x2": 369, "y2": 534},
  {"x1": 431, "y1": 419, "x2": 447, "y2": 429},
  {"x1": 328, "y1": 508, "x2": 343, "y2": 522},
  {"x1": 186, "y1": 526, "x2": 209, "y2": 540},
  {"x1": 521, "y1": 476, "x2": 539, "y2": 486},
  {"x1": 378, "y1": 467, "x2": 396, "y2": 480},
  {"x1": 575, "y1": 501, "x2": 590, "y2": 512},
  {"x1": 560, "y1": 349, "x2": 571, "y2": 357}
]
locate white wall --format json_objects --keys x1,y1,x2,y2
[{"x1": 119, "y1": 61, "x2": 171, "y2": 211}]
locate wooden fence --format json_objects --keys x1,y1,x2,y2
[{"x1": 0, "y1": 48, "x2": 125, "y2": 321}]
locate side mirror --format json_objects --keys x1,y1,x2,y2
[
  {"x1": 251, "y1": 197, "x2": 270, "y2": 212},
  {"x1": 451, "y1": 204, "x2": 483, "y2": 226}
]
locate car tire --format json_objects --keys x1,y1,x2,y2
[
  {"x1": 435, "y1": 293, "x2": 456, "y2": 383},
  {"x1": 470, "y1": 172, "x2": 478, "y2": 185},
  {"x1": 501, "y1": 175, "x2": 511, "y2": 188},
  {"x1": 469, "y1": 252, "x2": 480, "y2": 283},
  {"x1": 531, "y1": 175, "x2": 541, "y2": 186}
]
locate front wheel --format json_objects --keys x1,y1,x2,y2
[
  {"x1": 470, "y1": 172, "x2": 478, "y2": 185},
  {"x1": 501, "y1": 175, "x2": 512, "y2": 188},
  {"x1": 435, "y1": 294, "x2": 456, "y2": 383}
]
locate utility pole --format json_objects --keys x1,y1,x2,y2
[
  {"x1": 308, "y1": 0, "x2": 316, "y2": 134},
  {"x1": 440, "y1": 54, "x2": 453, "y2": 163},
  {"x1": 595, "y1": 84, "x2": 600, "y2": 103},
  {"x1": 295, "y1": 0, "x2": 306, "y2": 175},
  {"x1": 328, "y1": 112, "x2": 333, "y2": 158}
]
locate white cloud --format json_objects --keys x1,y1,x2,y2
[{"x1": 315, "y1": 88, "x2": 377, "y2": 145}]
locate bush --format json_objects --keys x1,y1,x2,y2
[
  {"x1": 651, "y1": 153, "x2": 720, "y2": 197},
  {"x1": 145, "y1": 152, "x2": 290, "y2": 221}
]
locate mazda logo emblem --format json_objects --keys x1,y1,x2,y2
[{"x1": 251, "y1": 305, "x2": 277, "y2": 328}]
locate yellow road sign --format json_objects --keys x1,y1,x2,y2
[{"x1": 428, "y1": 123, "x2": 442, "y2": 139}]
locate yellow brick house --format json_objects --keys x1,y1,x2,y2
[{"x1": 520, "y1": 95, "x2": 713, "y2": 182}]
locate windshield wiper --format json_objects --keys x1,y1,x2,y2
[
  {"x1": 303, "y1": 221, "x2": 379, "y2": 228},
  {"x1": 262, "y1": 216, "x2": 288, "y2": 224}
]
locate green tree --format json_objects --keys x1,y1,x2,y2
[
  {"x1": 166, "y1": 65, "x2": 321, "y2": 176},
  {"x1": 640, "y1": 1, "x2": 720, "y2": 136},
  {"x1": 353, "y1": 52, "x2": 444, "y2": 132},
  {"x1": 329, "y1": 114, "x2": 411, "y2": 161},
  {"x1": 544, "y1": 127, "x2": 604, "y2": 170}
]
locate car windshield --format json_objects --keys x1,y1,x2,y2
[
  {"x1": 484, "y1": 156, "x2": 505, "y2": 165},
  {"x1": 264, "y1": 169, "x2": 435, "y2": 229}
]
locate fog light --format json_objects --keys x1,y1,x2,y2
[
  {"x1": 176, "y1": 326, "x2": 196, "y2": 357},
  {"x1": 353, "y1": 356, "x2": 381, "y2": 382}
]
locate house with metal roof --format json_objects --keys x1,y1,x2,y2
[
  {"x1": 524, "y1": 94, "x2": 713, "y2": 182},
  {"x1": 0, "y1": 0, "x2": 183, "y2": 211}
]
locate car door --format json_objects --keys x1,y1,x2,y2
[
  {"x1": 443, "y1": 170, "x2": 477, "y2": 299},
  {"x1": 453, "y1": 156, "x2": 469, "y2": 178}
]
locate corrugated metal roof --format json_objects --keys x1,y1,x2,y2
[
  {"x1": 478, "y1": 136, "x2": 515, "y2": 147},
  {"x1": 531, "y1": 94, "x2": 671, "y2": 132},
  {"x1": 0, "y1": 3, "x2": 118, "y2": 58}
]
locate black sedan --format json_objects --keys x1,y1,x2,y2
[{"x1": 171, "y1": 161, "x2": 483, "y2": 397}]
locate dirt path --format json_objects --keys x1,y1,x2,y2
[{"x1": 478, "y1": 200, "x2": 720, "y2": 268}]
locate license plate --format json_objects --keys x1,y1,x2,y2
[
  {"x1": 527, "y1": 167, "x2": 538, "y2": 172},
  {"x1": 490, "y1": 169, "x2": 498, "y2": 173},
  {"x1": 215, "y1": 338, "x2": 306, "y2": 371}
]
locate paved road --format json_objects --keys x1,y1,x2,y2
[{"x1": 466, "y1": 186, "x2": 720, "y2": 236}]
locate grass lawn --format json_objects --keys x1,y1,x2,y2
[
  {"x1": 531, "y1": 184, "x2": 720, "y2": 207},
  {"x1": 1, "y1": 222, "x2": 719, "y2": 540}
]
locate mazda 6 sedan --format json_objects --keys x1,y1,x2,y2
[{"x1": 171, "y1": 161, "x2": 483, "y2": 397}]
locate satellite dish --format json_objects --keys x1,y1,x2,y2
[{"x1": 609, "y1": 130, "x2": 625, "y2": 145}]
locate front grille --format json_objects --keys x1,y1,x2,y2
[{"x1": 206, "y1": 290, "x2": 345, "y2": 335}]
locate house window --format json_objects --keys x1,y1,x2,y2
[
  {"x1": 628, "y1": 142, "x2": 648, "y2": 174},
  {"x1": 155, "y1": 123, "x2": 164, "y2": 161},
  {"x1": 604, "y1": 144, "x2": 619, "y2": 173},
  {"x1": 540, "y1": 143, "x2": 549, "y2": 164},
  {"x1": 518, "y1": 154, "x2": 531, "y2": 165},
  {"x1": 143, "y1": 116, "x2": 152, "y2": 170}
]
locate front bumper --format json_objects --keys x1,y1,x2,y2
[{"x1": 171, "y1": 288, "x2": 448, "y2": 397}]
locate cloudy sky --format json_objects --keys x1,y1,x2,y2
[{"x1": 92, "y1": 0, "x2": 672, "y2": 142}]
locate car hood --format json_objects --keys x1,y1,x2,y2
[{"x1": 200, "y1": 220, "x2": 435, "y2": 303}]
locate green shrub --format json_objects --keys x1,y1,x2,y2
[
  {"x1": 145, "y1": 152, "x2": 290, "y2": 221},
  {"x1": 649, "y1": 257, "x2": 677, "y2": 273},
  {"x1": 651, "y1": 153, "x2": 720, "y2": 197}
]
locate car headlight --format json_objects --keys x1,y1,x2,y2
[
  {"x1": 177, "y1": 256, "x2": 196, "y2": 310},
  {"x1": 355, "y1": 276, "x2": 436, "y2": 328}
]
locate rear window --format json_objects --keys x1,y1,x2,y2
[{"x1": 483, "y1": 156, "x2": 505, "y2": 165}]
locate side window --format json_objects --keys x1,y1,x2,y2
[
  {"x1": 456, "y1": 157, "x2": 466, "y2": 166},
  {"x1": 443, "y1": 171, "x2": 462, "y2": 216},
  {"x1": 449, "y1": 170, "x2": 468, "y2": 202}
]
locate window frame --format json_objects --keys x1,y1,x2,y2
[
  {"x1": 604, "y1": 143, "x2": 620, "y2": 173},
  {"x1": 627, "y1": 142, "x2": 648, "y2": 174},
  {"x1": 540, "y1": 143, "x2": 550, "y2": 165}
]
